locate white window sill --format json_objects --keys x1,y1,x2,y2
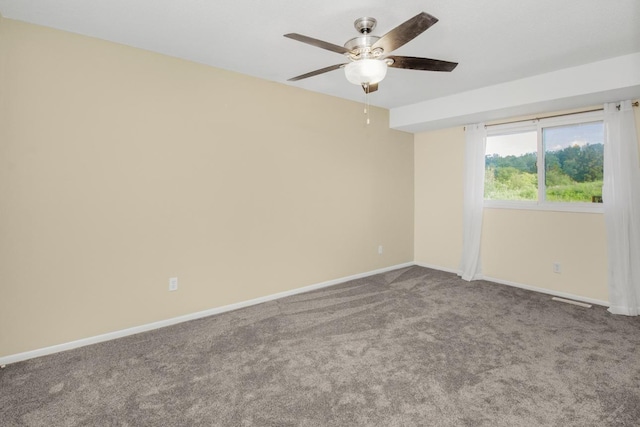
[{"x1": 484, "y1": 200, "x2": 604, "y2": 214}]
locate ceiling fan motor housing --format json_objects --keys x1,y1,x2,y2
[{"x1": 344, "y1": 35, "x2": 382, "y2": 59}]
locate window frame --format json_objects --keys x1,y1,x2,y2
[{"x1": 484, "y1": 110, "x2": 604, "y2": 214}]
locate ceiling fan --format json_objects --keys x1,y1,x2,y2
[{"x1": 284, "y1": 12, "x2": 458, "y2": 94}]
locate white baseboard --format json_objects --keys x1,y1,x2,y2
[
  {"x1": 0, "y1": 262, "x2": 414, "y2": 366},
  {"x1": 482, "y1": 275, "x2": 610, "y2": 307},
  {"x1": 414, "y1": 261, "x2": 609, "y2": 308},
  {"x1": 413, "y1": 262, "x2": 460, "y2": 275}
]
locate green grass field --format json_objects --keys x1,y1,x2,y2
[
  {"x1": 546, "y1": 180, "x2": 603, "y2": 202},
  {"x1": 484, "y1": 167, "x2": 602, "y2": 203}
]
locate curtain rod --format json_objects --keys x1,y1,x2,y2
[{"x1": 484, "y1": 101, "x2": 639, "y2": 128}]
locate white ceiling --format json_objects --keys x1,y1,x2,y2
[{"x1": 1, "y1": 0, "x2": 639, "y2": 114}]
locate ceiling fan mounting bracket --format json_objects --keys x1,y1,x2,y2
[{"x1": 354, "y1": 17, "x2": 377, "y2": 34}]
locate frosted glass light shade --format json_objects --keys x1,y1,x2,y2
[{"x1": 344, "y1": 59, "x2": 388, "y2": 85}]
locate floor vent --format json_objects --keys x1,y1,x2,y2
[{"x1": 552, "y1": 297, "x2": 592, "y2": 308}]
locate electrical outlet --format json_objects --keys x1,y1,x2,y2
[
  {"x1": 169, "y1": 277, "x2": 178, "y2": 291},
  {"x1": 378, "y1": 245, "x2": 383, "y2": 255},
  {"x1": 553, "y1": 263, "x2": 561, "y2": 274}
]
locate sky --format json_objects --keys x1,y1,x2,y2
[
  {"x1": 543, "y1": 121, "x2": 604, "y2": 152},
  {"x1": 486, "y1": 121, "x2": 604, "y2": 157},
  {"x1": 486, "y1": 131, "x2": 536, "y2": 157}
]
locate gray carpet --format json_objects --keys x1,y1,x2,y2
[{"x1": 2, "y1": 266, "x2": 640, "y2": 426}]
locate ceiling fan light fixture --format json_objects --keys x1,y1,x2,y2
[{"x1": 344, "y1": 59, "x2": 387, "y2": 86}]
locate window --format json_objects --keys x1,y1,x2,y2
[{"x1": 484, "y1": 111, "x2": 604, "y2": 212}]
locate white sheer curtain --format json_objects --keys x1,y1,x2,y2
[
  {"x1": 603, "y1": 100, "x2": 640, "y2": 316},
  {"x1": 459, "y1": 123, "x2": 486, "y2": 281}
]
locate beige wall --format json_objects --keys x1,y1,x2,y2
[
  {"x1": 414, "y1": 127, "x2": 464, "y2": 269},
  {"x1": 481, "y1": 209, "x2": 607, "y2": 300},
  {"x1": 0, "y1": 17, "x2": 414, "y2": 357},
  {"x1": 415, "y1": 106, "x2": 640, "y2": 303}
]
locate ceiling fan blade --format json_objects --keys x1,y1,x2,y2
[
  {"x1": 287, "y1": 63, "x2": 346, "y2": 81},
  {"x1": 362, "y1": 83, "x2": 379, "y2": 93},
  {"x1": 387, "y1": 56, "x2": 458, "y2": 72},
  {"x1": 372, "y1": 12, "x2": 438, "y2": 54},
  {"x1": 284, "y1": 33, "x2": 351, "y2": 55}
]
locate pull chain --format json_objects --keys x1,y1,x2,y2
[{"x1": 364, "y1": 84, "x2": 370, "y2": 125}]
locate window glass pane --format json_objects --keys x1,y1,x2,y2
[
  {"x1": 543, "y1": 121, "x2": 604, "y2": 203},
  {"x1": 485, "y1": 131, "x2": 538, "y2": 201}
]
